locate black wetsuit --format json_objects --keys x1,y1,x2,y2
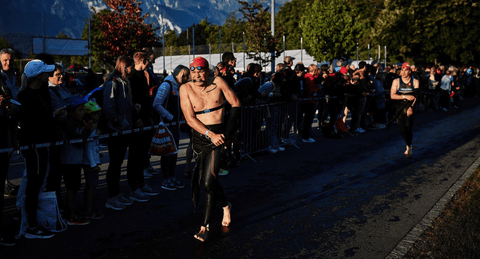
[
  {"x1": 395, "y1": 78, "x2": 416, "y2": 146},
  {"x1": 191, "y1": 124, "x2": 228, "y2": 228}
]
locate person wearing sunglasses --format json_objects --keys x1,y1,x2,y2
[
  {"x1": 47, "y1": 64, "x2": 71, "y2": 111},
  {"x1": 180, "y1": 57, "x2": 241, "y2": 242}
]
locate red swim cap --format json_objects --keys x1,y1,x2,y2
[{"x1": 190, "y1": 57, "x2": 209, "y2": 70}]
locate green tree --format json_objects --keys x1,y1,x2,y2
[
  {"x1": 74, "y1": 10, "x2": 110, "y2": 72},
  {"x1": 351, "y1": 0, "x2": 385, "y2": 47},
  {"x1": 371, "y1": 0, "x2": 480, "y2": 64},
  {"x1": 92, "y1": 0, "x2": 159, "y2": 66},
  {"x1": 163, "y1": 30, "x2": 179, "y2": 48},
  {"x1": 300, "y1": 0, "x2": 362, "y2": 62},
  {"x1": 0, "y1": 36, "x2": 22, "y2": 60},
  {"x1": 275, "y1": 0, "x2": 308, "y2": 50},
  {"x1": 239, "y1": 0, "x2": 283, "y2": 68},
  {"x1": 220, "y1": 12, "x2": 246, "y2": 45}
]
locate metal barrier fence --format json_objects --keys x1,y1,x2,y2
[
  {"x1": 0, "y1": 92, "x2": 437, "y2": 156},
  {"x1": 239, "y1": 101, "x2": 299, "y2": 161}
]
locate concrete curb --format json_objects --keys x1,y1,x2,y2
[{"x1": 385, "y1": 156, "x2": 480, "y2": 259}]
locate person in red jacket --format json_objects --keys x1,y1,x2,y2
[{"x1": 299, "y1": 64, "x2": 320, "y2": 143}]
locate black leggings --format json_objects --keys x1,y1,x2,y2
[
  {"x1": 396, "y1": 108, "x2": 415, "y2": 146},
  {"x1": 191, "y1": 124, "x2": 228, "y2": 228},
  {"x1": 200, "y1": 147, "x2": 228, "y2": 227},
  {"x1": 22, "y1": 147, "x2": 49, "y2": 228}
]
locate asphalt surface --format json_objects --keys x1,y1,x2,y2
[{"x1": 2, "y1": 97, "x2": 480, "y2": 259}]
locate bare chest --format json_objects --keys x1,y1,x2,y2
[{"x1": 189, "y1": 85, "x2": 224, "y2": 111}]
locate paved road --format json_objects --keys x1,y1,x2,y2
[{"x1": 2, "y1": 97, "x2": 480, "y2": 259}]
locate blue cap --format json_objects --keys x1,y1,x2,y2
[
  {"x1": 63, "y1": 95, "x2": 88, "y2": 109},
  {"x1": 24, "y1": 59, "x2": 55, "y2": 78}
]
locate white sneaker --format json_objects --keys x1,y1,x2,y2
[
  {"x1": 105, "y1": 197, "x2": 126, "y2": 210},
  {"x1": 143, "y1": 169, "x2": 153, "y2": 180},
  {"x1": 302, "y1": 138, "x2": 315, "y2": 143},
  {"x1": 129, "y1": 189, "x2": 150, "y2": 202},
  {"x1": 115, "y1": 194, "x2": 133, "y2": 206},
  {"x1": 268, "y1": 147, "x2": 278, "y2": 153},
  {"x1": 141, "y1": 184, "x2": 159, "y2": 196},
  {"x1": 278, "y1": 146, "x2": 285, "y2": 151},
  {"x1": 354, "y1": 128, "x2": 365, "y2": 133}
]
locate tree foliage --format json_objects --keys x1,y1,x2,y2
[
  {"x1": 74, "y1": 0, "x2": 480, "y2": 70},
  {"x1": 92, "y1": 0, "x2": 159, "y2": 66},
  {"x1": 239, "y1": 0, "x2": 283, "y2": 67},
  {"x1": 0, "y1": 36, "x2": 22, "y2": 59},
  {"x1": 275, "y1": 0, "x2": 308, "y2": 50},
  {"x1": 371, "y1": 0, "x2": 480, "y2": 64},
  {"x1": 300, "y1": 0, "x2": 361, "y2": 62}
]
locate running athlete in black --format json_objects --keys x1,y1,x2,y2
[
  {"x1": 390, "y1": 63, "x2": 420, "y2": 156},
  {"x1": 180, "y1": 57, "x2": 241, "y2": 242}
]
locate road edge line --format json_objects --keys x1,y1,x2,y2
[{"x1": 385, "y1": 156, "x2": 480, "y2": 259}]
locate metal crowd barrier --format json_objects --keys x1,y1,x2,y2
[
  {"x1": 0, "y1": 121, "x2": 183, "y2": 154},
  {"x1": 239, "y1": 100, "x2": 299, "y2": 162}
]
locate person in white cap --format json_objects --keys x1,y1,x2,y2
[{"x1": 17, "y1": 59, "x2": 61, "y2": 239}]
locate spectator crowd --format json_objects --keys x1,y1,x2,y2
[{"x1": 1, "y1": 46, "x2": 479, "y2": 245}]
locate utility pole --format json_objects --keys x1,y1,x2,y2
[{"x1": 270, "y1": 0, "x2": 275, "y2": 73}]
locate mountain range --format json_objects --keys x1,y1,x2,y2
[{"x1": 0, "y1": 0, "x2": 290, "y2": 58}]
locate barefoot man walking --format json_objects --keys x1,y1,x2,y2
[{"x1": 180, "y1": 57, "x2": 241, "y2": 242}]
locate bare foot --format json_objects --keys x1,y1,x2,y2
[
  {"x1": 194, "y1": 226, "x2": 209, "y2": 242},
  {"x1": 222, "y1": 202, "x2": 232, "y2": 227},
  {"x1": 404, "y1": 145, "x2": 413, "y2": 156}
]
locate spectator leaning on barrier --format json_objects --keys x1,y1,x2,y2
[
  {"x1": 103, "y1": 56, "x2": 136, "y2": 211},
  {"x1": 294, "y1": 63, "x2": 306, "y2": 97},
  {"x1": 82, "y1": 101, "x2": 104, "y2": 220},
  {"x1": 127, "y1": 50, "x2": 159, "y2": 201},
  {"x1": 284, "y1": 56, "x2": 294, "y2": 68},
  {"x1": 0, "y1": 76, "x2": 17, "y2": 246},
  {"x1": 0, "y1": 48, "x2": 20, "y2": 202},
  {"x1": 350, "y1": 61, "x2": 372, "y2": 134},
  {"x1": 45, "y1": 64, "x2": 72, "y2": 211},
  {"x1": 142, "y1": 47, "x2": 159, "y2": 87},
  {"x1": 153, "y1": 65, "x2": 190, "y2": 191},
  {"x1": 275, "y1": 63, "x2": 284, "y2": 73},
  {"x1": 299, "y1": 64, "x2": 320, "y2": 143},
  {"x1": 47, "y1": 64, "x2": 71, "y2": 110},
  {"x1": 440, "y1": 70, "x2": 454, "y2": 111},
  {"x1": 426, "y1": 66, "x2": 441, "y2": 111},
  {"x1": 60, "y1": 96, "x2": 92, "y2": 226},
  {"x1": 348, "y1": 64, "x2": 356, "y2": 77},
  {"x1": 222, "y1": 52, "x2": 237, "y2": 82},
  {"x1": 258, "y1": 71, "x2": 285, "y2": 153},
  {"x1": 368, "y1": 67, "x2": 387, "y2": 129},
  {"x1": 0, "y1": 48, "x2": 19, "y2": 100},
  {"x1": 17, "y1": 59, "x2": 59, "y2": 239}
]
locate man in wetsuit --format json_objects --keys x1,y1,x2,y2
[
  {"x1": 179, "y1": 57, "x2": 241, "y2": 242},
  {"x1": 390, "y1": 63, "x2": 419, "y2": 156}
]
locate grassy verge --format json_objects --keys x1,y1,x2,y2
[{"x1": 405, "y1": 166, "x2": 480, "y2": 258}]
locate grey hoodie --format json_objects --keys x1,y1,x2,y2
[{"x1": 102, "y1": 76, "x2": 133, "y2": 132}]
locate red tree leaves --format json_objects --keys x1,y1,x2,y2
[{"x1": 92, "y1": 0, "x2": 158, "y2": 65}]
